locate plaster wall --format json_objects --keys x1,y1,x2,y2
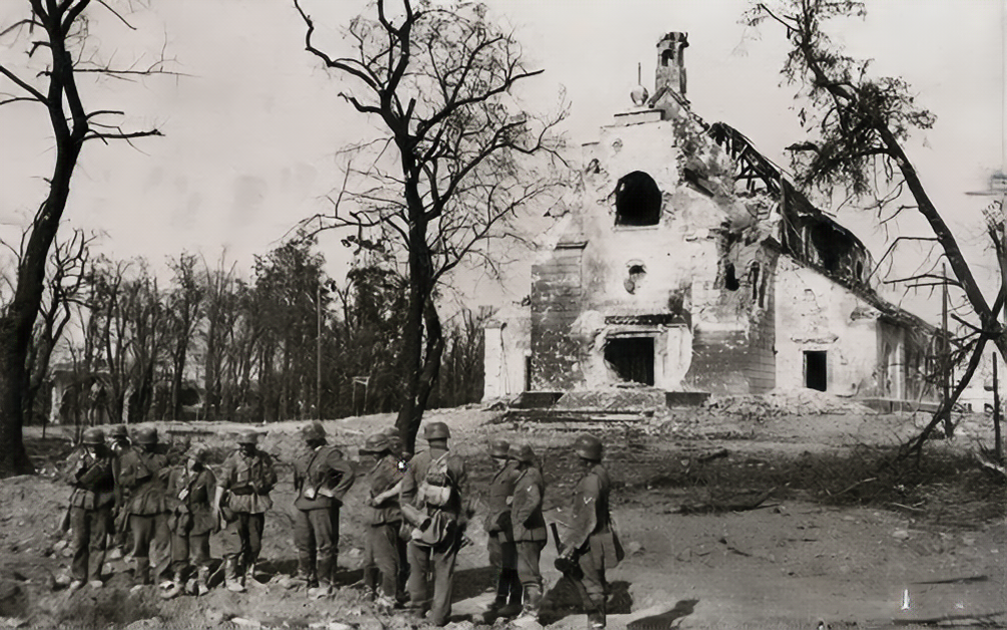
[
  {"x1": 775, "y1": 256, "x2": 881, "y2": 397},
  {"x1": 483, "y1": 305, "x2": 531, "y2": 400}
]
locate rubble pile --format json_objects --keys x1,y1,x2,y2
[
  {"x1": 705, "y1": 388, "x2": 876, "y2": 416},
  {"x1": 553, "y1": 386, "x2": 668, "y2": 412}
]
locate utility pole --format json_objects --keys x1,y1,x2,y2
[
  {"x1": 941, "y1": 263, "x2": 953, "y2": 438},
  {"x1": 994, "y1": 357, "x2": 1002, "y2": 463},
  {"x1": 317, "y1": 281, "x2": 322, "y2": 420}
]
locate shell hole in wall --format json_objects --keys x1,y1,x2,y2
[
  {"x1": 625, "y1": 264, "x2": 647, "y2": 294},
  {"x1": 615, "y1": 171, "x2": 662, "y2": 226},
  {"x1": 604, "y1": 337, "x2": 655, "y2": 386}
]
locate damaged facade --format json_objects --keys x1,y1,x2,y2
[{"x1": 484, "y1": 32, "x2": 939, "y2": 406}]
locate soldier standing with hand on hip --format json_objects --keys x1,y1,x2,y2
[
  {"x1": 214, "y1": 429, "x2": 277, "y2": 592},
  {"x1": 62, "y1": 427, "x2": 115, "y2": 591},
  {"x1": 292, "y1": 421, "x2": 356, "y2": 599},
  {"x1": 162, "y1": 444, "x2": 217, "y2": 598},
  {"x1": 557, "y1": 434, "x2": 624, "y2": 630}
]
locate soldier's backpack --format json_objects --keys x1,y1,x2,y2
[{"x1": 417, "y1": 451, "x2": 453, "y2": 508}]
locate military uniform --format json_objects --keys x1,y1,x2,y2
[
  {"x1": 511, "y1": 455, "x2": 546, "y2": 614},
  {"x1": 108, "y1": 428, "x2": 132, "y2": 554},
  {"x1": 482, "y1": 446, "x2": 520, "y2": 618},
  {"x1": 118, "y1": 431, "x2": 172, "y2": 586},
  {"x1": 165, "y1": 460, "x2": 216, "y2": 591},
  {"x1": 292, "y1": 436, "x2": 356, "y2": 592},
  {"x1": 400, "y1": 423, "x2": 469, "y2": 627},
  {"x1": 217, "y1": 438, "x2": 277, "y2": 588},
  {"x1": 563, "y1": 457, "x2": 623, "y2": 629},
  {"x1": 62, "y1": 431, "x2": 115, "y2": 588},
  {"x1": 362, "y1": 436, "x2": 404, "y2": 602}
]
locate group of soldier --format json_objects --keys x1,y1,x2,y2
[{"x1": 62, "y1": 420, "x2": 621, "y2": 629}]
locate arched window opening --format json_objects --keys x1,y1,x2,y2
[
  {"x1": 615, "y1": 171, "x2": 662, "y2": 226},
  {"x1": 624, "y1": 264, "x2": 647, "y2": 294},
  {"x1": 662, "y1": 49, "x2": 675, "y2": 67}
]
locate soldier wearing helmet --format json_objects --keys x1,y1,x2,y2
[
  {"x1": 291, "y1": 421, "x2": 356, "y2": 599},
  {"x1": 107, "y1": 424, "x2": 133, "y2": 559},
  {"x1": 509, "y1": 444, "x2": 547, "y2": 621},
  {"x1": 479, "y1": 438, "x2": 520, "y2": 623},
  {"x1": 399, "y1": 421, "x2": 471, "y2": 626},
  {"x1": 162, "y1": 445, "x2": 217, "y2": 598},
  {"x1": 118, "y1": 426, "x2": 174, "y2": 590},
  {"x1": 557, "y1": 434, "x2": 624, "y2": 630},
  {"x1": 360, "y1": 431, "x2": 405, "y2": 608},
  {"x1": 214, "y1": 429, "x2": 277, "y2": 592},
  {"x1": 61, "y1": 427, "x2": 115, "y2": 592}
]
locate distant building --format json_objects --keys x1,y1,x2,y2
[{"x1": 484, "y1": 32, "x2": 939, "y2": 409}]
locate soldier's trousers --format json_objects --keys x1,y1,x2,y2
[
  {"x1": 407, "y1": 532, "x2": 462, "y2": 626},
  {"x1": 487, "y1": 533, "x2": 519, "y2": 604},
  {"x1": 366, "y1": 521, "x2": 401, "y2": 598},
  {"x1": 221, "y1": 513, "x2": 264, "y2": 568},
  {"x1": 515, "y1": 540, "x2": 545, "y2": 587},
  {"x1": 130, "y1": 513, "x2": 170, "y2": 578},
  {"x1": 570, "y1": 550, "x2": 607, "y2": 627},
  {"x1": 294, "y1": 507, "x2": 339, "y2": 585},
  {"x1": 170, "y1": 531, "x2": 210, "y2": 574},
  {"x1": 70, "y1": 505, "x2": 111, "y2": 582}
]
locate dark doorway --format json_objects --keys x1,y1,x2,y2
[
  {"x1": 804, "y1": 350, "x2": 827, "y2": 392},
  {"x1": 605, "y1": 337, "x2": 655, "y2": 386}
]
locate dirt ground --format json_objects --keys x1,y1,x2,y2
[{"x1": 1, "y1": 395, "x2": 1005, "y2": 630}]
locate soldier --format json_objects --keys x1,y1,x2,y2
[
  {"x1": 118, "y1": 426, "x2": 172, "y2": 590},
  {"x1": 214, "y1": 429, "x2": 277, "y2": 592},
  {"x1": 479, "y1": 438, "x2": 520, "y2": 623},
  {"x1": 162, "y1": 445, "x2": 217, "y2": 598},
  {"x1": 360, "y1": 432, "x2": 404, "y2": 608},
  {"x1": 510, "y1": 444, "x2": 547, "y2": 620},
  {"x1": 557, "y1": 434, "x2": 624, "y2": 630},
  {"x1": 107, "y1": 424, "x2": 132, "y2": 559},
  {"x1": 62, "y1": 427, "x2": 115, "y2": 591},
  {"x1": 381, "y1": 426, "x2": 410, "y2": 595},
  {"x1": 399, "y1": 422, "x2": 471, "y2": 627},
  {"x1": 292, "y1": 421, "x2": 356, "y2": 599}
]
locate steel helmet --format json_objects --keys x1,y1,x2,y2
[
  {"x1": 361, "y1": 433, "x2": 390, "y2": 454},
  {"x1": 82, "y1": 427, "x2": 106, "y2": 446},
  {"x1": 573, "y1": 434, "x2": 603, "y2": 461},
  {"x1": 135, "y1": 426, "x2": 158, "y2": 445},
  {"x1": 236, "y1": 429, "x2": 259, "y2": 445},
  {"x1": 490, "y1": 438, "x2": 510, "y2": 459},
  {"x1": 511, "y1": 444, "x2": 536, "y2": 465},
  {"x1": 301, "y1": 421, "x2": 326, "y2": 442},
  {"x1": 108, "y1": 425, "x2": 128, "y2": 439},
  {"x1": 424, "y1": 422, "x2": 451, "y2": 441}
]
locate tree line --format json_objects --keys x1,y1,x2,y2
[{"x1": 12, "y1": 235, "x2": 487, "y2": 429}]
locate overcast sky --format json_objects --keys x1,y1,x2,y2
[{"x1": 1, "y1": 0, "x2": 1003, "y2": 321}]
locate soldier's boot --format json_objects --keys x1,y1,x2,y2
[
  {"x1": 587, "y1": 598, "x2": 606, "y2": 630},
  {"x1": 136, "y1": 557, "x2": 152, "y2": 585},
  {"x1": 362, "y1": 565, "x2": 378, "y2": 601},
  {"x1": 196, "y1": 566, "x2": 210, "y2": 596},
  {"x1": 497, "y1": 570, "x2": 524, "y2": 618},
  {"x1": 308, "y1": 556, "x2": 333, "y2": 600},
  {"x1": 479, "y1": 571, "x2": 510, "y2": 623},
  {"x1": 520, "y1": 584, "x2": 543, "y2": 618},
  {"x1": 225, "y1": 558, "x2": 245, "y2": 593},
  {"x1": 244, "y1": 560, "x2": 258, "y2": 586},
  {"x1": 159, "y1": 569, "x2": 184, "y2": 599}
]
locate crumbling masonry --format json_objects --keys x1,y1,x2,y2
[{"x1": 484, "y1": 32, "x2": 938, "y2": 407}]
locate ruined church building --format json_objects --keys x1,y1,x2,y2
[{"x1": 484, "y1": 32, "x2": 939, "y2": 409}]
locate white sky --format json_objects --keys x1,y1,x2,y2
[{"x1": 0, "y1": 0, "x2": 1003, "y2": 322}]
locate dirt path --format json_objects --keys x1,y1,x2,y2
[{"x1": 3, "y1": 404, "x2": 1005, "y2": 629}]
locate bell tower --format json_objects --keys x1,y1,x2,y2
[{"x1": 655, "y1": 32, "x2": 688, "y2": 98}]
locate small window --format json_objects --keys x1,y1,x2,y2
[{"x1": 615, "y1": 171, "x2": 662, "y2": 226}]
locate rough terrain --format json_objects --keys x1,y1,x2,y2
[{"x1": 1, "y1": 392, "x2": 1004, "y2": 630}]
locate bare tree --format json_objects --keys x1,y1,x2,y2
[
  {"x1": 294, "y1": 0, "x2": 566, "y2": 452},
  {"x1": 0, "y1": 1, "x2": 168, "y2": 475},
  {"x1": 165, "y1": 252, "x2": 204, "y2": 420},
  {"x1": 746, "y1": 0, "x2": 1006, "y2": 456}
]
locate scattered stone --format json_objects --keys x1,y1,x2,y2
[
  {"x1": 308, "y1": 622, "x2": 353, "y2": 630},
  {"x1": 231, "y1": 618, "x2": 262, "y2": 628},
  {"x1": 52, "y1": 540, "x2": 68, "y2": 554},
  {"x1": 510, "y1": 615, "x2": 543, "y2": 630},
  {"x1": 205, "y1": 609, "x2": 225, "y2": 625},
  {"x1": 0, "y1": 618, "x2": 27, "y2": 629},
  {"x1": 124, "y1": 620, "x2": 162, "y2": 630},
  {"x1": 624, "y1": 541, "x2": 645, "y2": 557},
  {"x1": 962, "y1": 536, "x2": 976, "y2": 547},
  {"x1": 892, "y1": 530, "x2": 910, "y2": 540},
  {"x1": 443, "y1": 622, "x2": 474, "y2": 630}
]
